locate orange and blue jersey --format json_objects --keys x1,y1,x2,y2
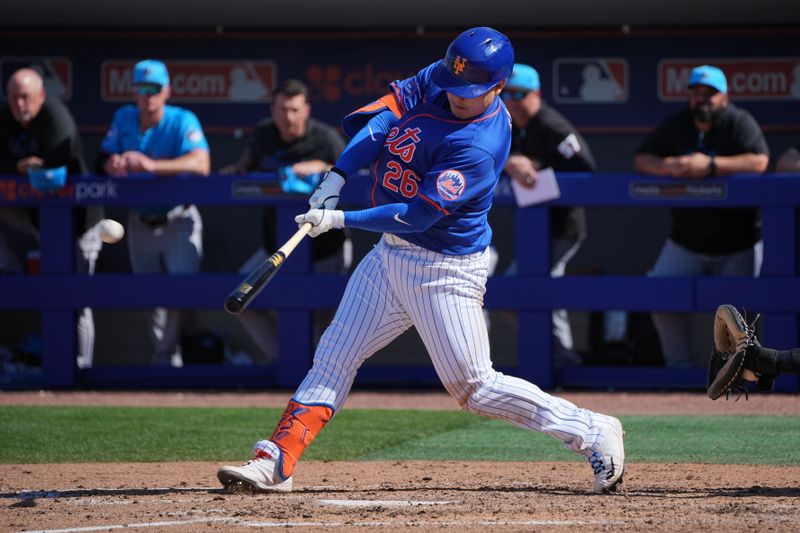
[{"x1": 340, "y1": 62, "x2": 512, "y2": 255}]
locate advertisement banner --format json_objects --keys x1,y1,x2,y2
[{"x1": 2, "y1": 29, "x2": 798, "y2": 131}]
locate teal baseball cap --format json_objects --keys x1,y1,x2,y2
[
  {"x1": 688, "y1": 65, "x2": 727, "y2": 94},
  {"x1": 506, "y1": 63, "x2": 541, "y2": 92},
  {"x1": 133, "y1": 59, "x2": 170, "y2": 87}
]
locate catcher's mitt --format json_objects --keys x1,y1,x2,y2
[{"x1": 707, "y1": 305, "x2": 763, "y2": 400}]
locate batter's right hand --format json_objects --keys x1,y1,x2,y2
[
  {"x1": 295, "y1": 208, "x2": 345, "y2": 238},
  {"x1": 309, "y1": 168, "x2": 346, "y2": 209}
]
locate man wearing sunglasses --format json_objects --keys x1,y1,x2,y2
[
  {"x1": 501, "y1": 63, "x2": 597, "y2": 368},
  {"x1": 634, "y1": 65, "x2": 769, "y2": 369},
  {"x1": 97, "y1": 59, "x2": 210, "y2": 367}
]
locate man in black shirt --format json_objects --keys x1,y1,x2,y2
[
  {"x1": 0, "y1": 67, "x2": 105, "y2": 368},
  {"x1": 1, "y1": 67, "x2": 89, "y2": 272},
  {"x1": 221, "y1": 79, "x2": 347, "y2": 362},
  {"x1": 634, "y1": 65, "x2": 769, "y2": 368},
  {"x1": 501, "y1": 63, "x2": 597, "y2": 367}
]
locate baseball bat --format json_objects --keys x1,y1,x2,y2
[{"x1": 224, "y1": 222, "x2": 313, "y2": 315}]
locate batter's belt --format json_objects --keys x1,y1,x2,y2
[{"x1": 382, "y1": 233, "x2": 413, "y2": 247}]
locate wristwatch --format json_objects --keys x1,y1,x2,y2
[{"x1": 708, "y1": 155, "x2": 717, "y2": 176}]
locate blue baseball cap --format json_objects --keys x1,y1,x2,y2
[
  {"x1": 687, "y1": 65, "x2": 727, "y2": 94},
  {"x1": 506, "y1": 63, "x2": 541, "y2": 92},
  {"x1": 133, "y1": 59, "x2": 170, "y2": 86}
]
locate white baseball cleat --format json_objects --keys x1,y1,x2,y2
[
  {"x1": 217, "y1": 444, "x2": 293, "y2": 493},
  {"x1": 586, "y1": 415, "x2": 625, "y2": 493}
]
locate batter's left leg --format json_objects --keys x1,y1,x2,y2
[{"x1": 393, "y1": 245, "x2": 624, "y2": 492}]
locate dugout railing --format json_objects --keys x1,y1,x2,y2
[{"x1": 0, "y1": 172, "x2": 798, "y2": 392}]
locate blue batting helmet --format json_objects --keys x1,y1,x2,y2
[{"x1": 432, "y1": 27, "x2": 514, "y2": 99}]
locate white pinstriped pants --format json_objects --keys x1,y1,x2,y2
[{"x1": 294, "y1": 234, "x2": 611, "y2": 453}]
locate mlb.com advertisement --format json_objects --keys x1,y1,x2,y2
[
  {"x1": 658, "y1": 58, "x2": 800, "y2": 101},
  {"x1": 101, "y1": 60, "x2": 277, "y2": 103},
  {"x1": 0, "y1": 30, "x2": 798, "y2": 130}
]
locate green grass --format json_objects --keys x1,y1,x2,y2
[{"x1": 1, "y1": 406, "x2": 799, "y2": 465}]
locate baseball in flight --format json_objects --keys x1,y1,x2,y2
[{"x1": 98, "y1": 219, "x2": 125, "y2": 244}]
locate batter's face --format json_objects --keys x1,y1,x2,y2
[
  {"x1": 273, "y1": 93, "x2": 310, "y2": 143},
  {"x1": 7, "y1": 70, "x2": 45, "y2": 127},
  {"x1": 447, "y1": 80, "x2": 506, "y2": 120}
]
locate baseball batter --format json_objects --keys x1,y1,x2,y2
[{"x1": 218, "y1": 27, "x2": 625, "y2": 494}]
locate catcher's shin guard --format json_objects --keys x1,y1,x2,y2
[{"x1": 269, "y1": 400, "x2": 333, "y2": 480}]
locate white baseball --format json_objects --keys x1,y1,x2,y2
[{"x1": 98, "y1": 219, "x2": 125, "y2": 244}]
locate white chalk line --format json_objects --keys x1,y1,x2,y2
[
  {"x1": 318, "y1": 499, "x2": 457, "y2": 507},
  {"x1": 17, "y1": 517, "x2": 629, "y2": 533},
  {"x1": 14, "y1": 486, "x2": 799, "y2": 532},
  {"x1": 19, "y1": 516, "x2": 800, "y2": 533},
  {"x1": 15, "y1": 512, "x2": 800, "y2": 532}
]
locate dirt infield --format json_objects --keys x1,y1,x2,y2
[{"x1": 2, "y1": 391, "x2": 800, "y2": 532}]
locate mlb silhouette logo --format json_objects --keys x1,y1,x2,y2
[{"x1": 553, "y1": 58, "x2": 628, "y2": 104}]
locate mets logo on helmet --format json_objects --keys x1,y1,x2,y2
[
  {"x1": 436, "y1": 169, "x2": 466, "y2": 201},
  {"x1": 453, "y1": 56, "x2": 467, "y2": 75}
]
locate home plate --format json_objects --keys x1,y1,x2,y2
[{"x1": 318, "y1": 499, "x2": 457, "y2": 508}]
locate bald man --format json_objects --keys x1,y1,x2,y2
[
  {"x1": 2, "y1": 68, "x2": 86, "y2": 176},
  {"x1": 1, "y1": 67, "x2": 103, "y2": 368}
]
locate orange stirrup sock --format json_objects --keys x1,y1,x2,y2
[{"x1": 270, "y1": 400, "x2": 333, "y2": 480}]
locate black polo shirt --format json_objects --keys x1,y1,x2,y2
[{"x1": 637, "y1": 103, "x2": 769, "y2": 255}]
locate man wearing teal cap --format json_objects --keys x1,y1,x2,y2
[
  {"x1": 501, "y1": 63, "x2": 597, "y2": 368},
  {"x1": 634, "y1": 65, "x2": 769, "y2": 368},
  {"x1": 97, "y1": 59, "x2": 210, "y2": 367}
]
